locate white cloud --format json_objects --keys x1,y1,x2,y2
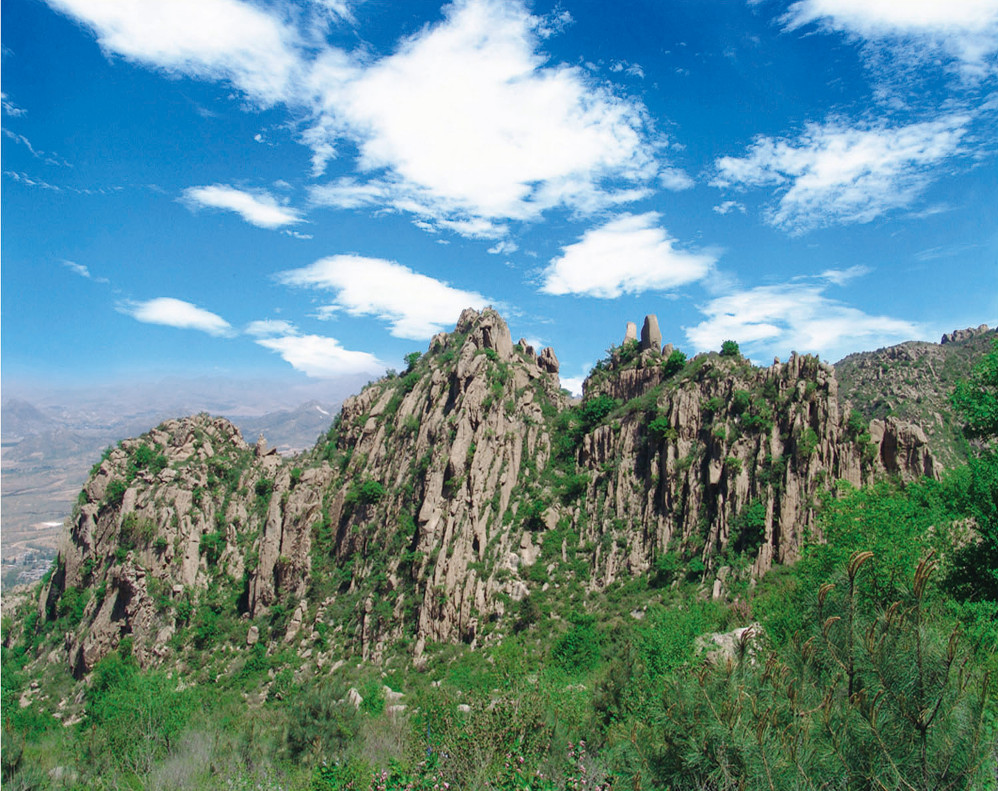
[
  {"x1": 659, "y1": 168, "x2": 695, "y2": 191},
  {"x1": 119, "y1": 297, "x2": 234, "y2": 336},
  {"x1": 305, "y1": 0, "x2": 661, "y2": 232},
  {"x1": 818, "y1": 264, "x2": 870, "y2": 285},
  {"x1": 62, "y1": 260, "x2": 91, "y2": 278},
  {"x1": 560, "y1": 376, "x2": 585, "y2": 398},
  {"x1": 245, "y1": 319, "x2": 298, "y2": 338},
  {"x1": 1, "y1": 92, "x2": 26, "y2": 117},
  {"x1": 540, "y1": 213, "x2": 715, "y2": 298},
  {"x1": 685, "y1": 282, "x2": 920, "y2": 362},
  {"x1": 182, "y1": 184, "x2": 303, "y2": 229},
  {"x1": 255, "y1": 334, "x2": 384, "y2": 378},
  {"x1": 713, "y1": 115, "x2": 970, "y2": 233},
  {"x1": 48, "y1": 0, "x2": 668, "y2": 238},
  {"x1": 277, "y1": 255, "x2": 489, "y2": 339},
  {"x1": 713, "y1": 200, "x2": 746, "y2": 215},
  {"x1": 782, "y1": 0, "x2": 998, "y2": 74},
  {"x1": 45, "y1": 0, "x2": 303, "y2": 105},
  {"x1": 487, "y1": 240, "x2": 519, "y2": 255}
]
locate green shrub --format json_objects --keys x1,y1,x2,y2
[
  {"x1": 199, "y1": 531, "x2": 226, "y2": 565},
  {"x1": 104, "y1": 479, "x2": 128, "y2": 508},
  {"x1": 662, "y1": 349, "x2": 687, "y2": 377},
  {"x1": 719, "y1": 339, "x2": 741, "y2": 357},
  {"x1": 347, "y1": 479, "x2": 386, "y2": 506}
]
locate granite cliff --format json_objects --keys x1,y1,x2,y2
[{"x1": 30, "y1": 308, "x2": 939, "y2": 678}]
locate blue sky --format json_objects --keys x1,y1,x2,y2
[{"x1": 3, "y1": 0, "x2": 997, "y2": 398}]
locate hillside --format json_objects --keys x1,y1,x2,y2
[
  {"x1": 3, "y1": 308, "x2": 994, "y2": 791},
  {"x1": 835, "y1": 324, "x2": 995, "y2": 468},
  {"x1": 18, "y1": 308, "x2": 935, "y2": 674}
]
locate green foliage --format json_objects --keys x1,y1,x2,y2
[
  {"x1": 647, "y1": 415, "x2": 677, "y2": 442},
  {"x1": 286, "y1": 677, "x2": 361, "y2": 762},
  {"x1": 404, "y1": 351, "x2": 423, "y2": 370},
  {"x1": 658, "y1": 555, "x2": 993, "y2": 790},
  {"x1": 120, "y1": 511, "x2": 157, "y2": 548},
  {"x1": 199, "y1": 530, "x2": 226, "y2": 566},
  {"x1": 662, "y1": 349, "x2": 687, "y2": 377},
  {"x1": 131, "y1": 442, "x2": 168, "y2": 476},
  {"x1": 552, "y1": 615, "x2": 602, "y2": 674},
  {"x1": 578, "y1": 395, "x2": 618, "y2": 431},
  {"x1": 719, "y1": 339, "x2": 740, "y2": 357},
  {"x1": 951, "y1": 337, "x2": 998, "y2": 439},
  {"x1": 347, "y1": 479, "x2": 387, "y2": 506},
  {"x1": 730, "y1": 389, "x2": 751, "y2": 415},
  {"x1": 83, "y1": 649, "x2": 198, "y2": 777},
  {"x1": 728, "y1": 500, "x2": 765, "y2": 556},
  {"x1": 103, "y1": 478, "x2": 128, "y2": 508}
]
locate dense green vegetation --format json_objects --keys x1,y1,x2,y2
[{"x1": 3, "y1": 343, "x2": 996, "y2": 790}]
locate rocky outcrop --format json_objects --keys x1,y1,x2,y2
[
  {"x1": 640, "y1": 315, "x2": 662, "y2": 353},
  {"x1": 36, "y1": 309, "x2": 942, "y2": 676},
  {"x1": 942, "y1": 325, "x2": 992, "y2": 345}
]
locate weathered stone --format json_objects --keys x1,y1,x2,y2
[
  {"x1": 640, "y1": 315, "x2": 662, "y2": 353},
  {"x1": 624, "y1": 322, "x2": 638, "y2": 343},
  {"x1": 537, "y1": 347, "x2": 559, "y2": 374},
  {"x1": 246, "y1": 625, "x2": 260, "y2": 646},
  {"x1": 941, "y1": 324, "x2": 992, "y2": 344}
]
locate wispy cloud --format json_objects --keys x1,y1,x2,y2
[
  {"x1": 1, "y1": 92, "x2": 26, "y2": 117},
  {"x1": 782, "y1": 0, "x2": 998, "y2": 77},
  {"x1": 277, "y1": 255, "x2": 489, "y2": 339},
  {"x1": 713, "y1": 200, "x2": 746, "y2": 215},
  {"x1": 685, "y1": 280, "x2": 920, "y2": 362},
  {"x1": 817, "y1": 264, "x2": 870, "y2": 285},
  {"x1": 62, "y1": 260, "x2": 92, "y2": 278},
  {"x1": 3, "y1": 129, "x2": 71, "y2": 166},
  {"x1": 487, "y1": 240, "x2": 519, "y2": 255},
  {"x1": 540, "y1": 212, "x2": 715, "y2": 298},
  {"x1": 713, "y1": 114, "x2": 971, "y2": 233},
  {"x1": 245, "y1": 319, "x2": 298, "y2": 338},
  {"x1": 118, "y1": 297, "x2": 234, "y2": 336},
  {"x1": 182, "y1": 184, "x2": 304, "y2": 229}
]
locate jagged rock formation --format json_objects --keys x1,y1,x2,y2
[
  {"x1": 31, "y1": 309, "x2": 940, "y2": 678},
  {"x1": 835, "y1": 325, "x2": 996, "y2": 467}
]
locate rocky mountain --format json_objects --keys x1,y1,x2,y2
[
  {"x1": 24, "y1": 308, "x2": 939, "y2": 679},
  {"x1": 0, "y1": 397, "x2": 340, "y2": 590},
  {"x1": 835, "y1": 324, "x2": 995, "y2": 468}
]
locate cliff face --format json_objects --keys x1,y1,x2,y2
[{"x1": 34, "y1": 309, "x2": 938, "y2": 677}]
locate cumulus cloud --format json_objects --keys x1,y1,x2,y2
[
  {"x1": 782, "y1": 0, "x2": 998, "y2": 75},
  {"x1": 119, "y1": 297, "x2": 234, "y2": 336},
  {"x1": 277, "y1": 255, "x2": 489, "y2": 339},
  {"x1": 308, "y1": 0, "x2": 660, "y2": 231},
  {"x1": 713, "y1": 114, "x2": 970, "y2": 233},
  {"x1": 182, "y1": 185, "x2": 303, "y2": 229},
  {"x1": 48, "y1": 0, "x2": 667, "y2": 239},
  {"x1": 685, "y1": 282, "x2": 919, "y2": 362},
  {"x1": 44, "y1": 0, "x2": 304, "y2": 105},
  {"x1": 540, "y1": 213, "x2": 715, "y2": 298},
  {"x1": 255, "y1": 333, "x2": 384, "y2": 378}
]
